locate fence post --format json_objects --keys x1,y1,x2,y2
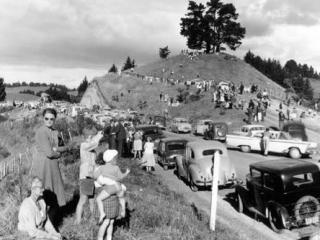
[{"x1": 210, "y1": 150, "x2": 221, "y2": 231}]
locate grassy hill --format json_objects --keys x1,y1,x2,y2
[
  {"x1": 81, "y1": 53, "x2": 285, "y2": 129},
  {"x1": 134, "y1": 53, "x2": 284, "y2": 93}
]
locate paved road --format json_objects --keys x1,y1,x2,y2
[{"x1": 161, "y1": 130, "x2": 320, "y2": 239}]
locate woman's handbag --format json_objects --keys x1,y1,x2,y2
[{"x1": 80, "y1": 177, "x2": 95, "y2": 196}]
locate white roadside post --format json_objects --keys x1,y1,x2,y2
[{"x1": 210, "y1": 150, "x2": 221, "y2": 231}]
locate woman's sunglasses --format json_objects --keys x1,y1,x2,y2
[{"x1": 44, "y1": 117, "x2": 55, "y2": 121}]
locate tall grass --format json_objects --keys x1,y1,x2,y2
[{"x1": 0, "y1": 115, "x2": 239, "y2": 240}]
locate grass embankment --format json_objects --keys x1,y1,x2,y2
[{"x1": 0, "y1": 115, "x2": 239, "y2": 240}]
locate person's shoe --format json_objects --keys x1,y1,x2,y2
[{"x1": 98, "y1": 214, "x2": 106, "y2": 226}]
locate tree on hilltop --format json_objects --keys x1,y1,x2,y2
[
  {"x1": 159, "y1": 46, "x2": 171, "y2": 59},
  {"x1": 0, "y1": 78, "x2": 6, "y2": 101},
  {"x1": 77, "y1": 76, "x2": 88, "y2": 96},
  {"x1": 180, "y1": 0, "x2": 246, "y2": 53},
  {"x1": 108, "y1": 64, "x2": 118, "y2": 73},
  {"x1": 122, "y1": 57, "x2": 136, "y2": 71}
]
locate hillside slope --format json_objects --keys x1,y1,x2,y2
[
  {"x1": 80, "y1": 54, "x2": 284, "y2": 127},
  {"x1": 135, "y1": 53, "x2": 284, "y2": 93}
]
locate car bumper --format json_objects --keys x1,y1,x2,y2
[{"x1": 178, "y1": 128, "x2": 191, "y2": 132}]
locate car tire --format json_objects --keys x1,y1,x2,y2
[
  {"x1": 190, "y1": 180, "x2": 198, "y2": 192},
  {"x1": 294, "y1": 195, "x2": 320, "y2": 223},
  {"x1": 163, "y1": 165, "x2": 168, "y2": 170},
  {"x1": 240, "y1": 145, "x2": 251, "y2": 153},
  {"x1": 237, "y1": 193, "x2": 244, "y2": 213},
  {"x1": 289, "y1": 148, "x2": 301, "y2": 159},
  {"x1": 175, "y1": 162, "x2": 181, "y2": 179},
  {"x1": 268, "y1": 208, "x2": 285, "y2": 233}
]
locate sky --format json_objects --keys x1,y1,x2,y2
[{"x1": 1, "y1": 0, "x2": 320, "y2": 88}]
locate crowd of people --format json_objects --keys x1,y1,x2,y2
[{"x1": 17, "y1": 108, "x2": 158, "y2": 240}]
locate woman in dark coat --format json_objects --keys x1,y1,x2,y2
[{"x1": 32, "y1": 108, "x2": 71, "y2": 207}]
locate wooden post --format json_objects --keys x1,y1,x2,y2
[
  {"x1": 68, "y1": 129, "x2": 72, "y2": 141},
  {"x1": 60, "y1": 131, "x2": 65, "y2": 144},
  {"x1": 18, "y1": 153, "x2": 23, "y2": 202},
  {"x1": 210, "y1": 150, "x2": 221, "y2": 231}
]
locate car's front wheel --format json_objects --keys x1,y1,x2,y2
[
  {"x1": 268, "y1": 208, "x2": 285, "y2": 233},
  {"x1": 289, "y1": 148, "x2": 301, "y2": 159},
  {"x1": 190, "y1": 180, "x2": 199, "y2": 192},
  {"x1": 240, "y1": 145, "x2": 251, "y2": 153}
]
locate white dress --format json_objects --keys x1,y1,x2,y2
[{"x1": 142, "y1": 142, "x2": 155, "y2": 167}]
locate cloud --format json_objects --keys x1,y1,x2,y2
[
  {"x1": 262, "y1": 0, "x2": 320, "y2": 26},
  {"x1": 283, "y1": 12, "x2": 319, "y2": 26},
  {"x1": 0, "y1": 0, "x2": 186, "y2": 69}
]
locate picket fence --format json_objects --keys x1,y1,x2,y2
[{"x1": 0, "y1": 119, "x2": 34, "y2": 181}]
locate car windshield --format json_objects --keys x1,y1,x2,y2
[
  {"x1": 168, "y1": 143, "x2": 185, "y2": 151},
  {"x1": 202, "y1": 149, "x2": 223, "y2": 156},
  {"x1": 178, "y1": 119, "x2": 188, "y2": 123},
  {"x1": 292, "y1": 173, "x2": 313, "y2": 187}
]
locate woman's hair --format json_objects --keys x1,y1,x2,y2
[
  {"x1": 42, "y1": 108, "x2": 57, "y2": 118},
  {"x1": 95, "y1": 152, "x2": 106, "y2": 165}
]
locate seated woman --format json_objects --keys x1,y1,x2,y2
[{"x1": 18, "y1": 177, "x2": 61, "y2": 240}]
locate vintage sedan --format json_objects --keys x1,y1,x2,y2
[
  {"x1": 233, "y1": 124, "x2": 267, "y2": 137},
  {"x1": 175, "y1": 140, "x2": 236, "y2": 191},
  {"x1": 235, "y1": 159, "x2": 320, "y2": 232},
  {"x1": 157, "y1": 137, "x2": 189, "y2": 170},
  {"x1": 194, "y1": 119, "x2": 213, "y2": 136},
  {"x1": 171, "y1": 117, "x2": 192, "y2": 133},
  {"x1": 226, "y1": 131, "x2": 317, "y2": 159},
  {"x1": 203, "y1": 122, "x2": 228, "y2": 142}
]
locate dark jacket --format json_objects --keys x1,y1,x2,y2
[{"x1": 115, "y1": 123, "x2": 127, "y2": 140}]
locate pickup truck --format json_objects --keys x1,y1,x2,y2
[{"x1": 226, "y1": 131, "x2": 317, "y2": 159}]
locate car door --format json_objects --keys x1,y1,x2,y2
[
  {"x1": 250, "y1": 168, "x2": 265, "y2": 213},
  {"x1": 157, "y1": 141, "x2": 164, "y2": 163}
]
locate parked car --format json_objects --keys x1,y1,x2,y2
[
  {"x1": 171, "y1": 117, "x2": 192, "y2": 133},
  {"x1": 235, "y1": 159, "x2": 320, "y2": 232},
  {"x1": 233, "y1": 124, "x2": 267, "y2": 137},
  {"x1": 175, "y1": 140, "x2": 236, "y2": 191},
  {"x1": 156, "y1": 137, "x2": 189, "y2": 170},
  {"x1": 203, "y1": 122, "x2": 228, "y2": 142},
  {"x1": 134, "y1": 125, "x2": 164, "y2": 149},
  {"x1": 153, "y1": 115, "x2": 166, "y2": 130},
  {"x1": 282, "y1": 122, "x2": 308, "y2": 141},
  {"x1": 194, "y1": 119, "x2": 213, "y2": 136},
  {"x1": 226, "y1": 131, "x2": 317, "y2": 159}
]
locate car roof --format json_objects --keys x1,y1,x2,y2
[
  {"x1": 174, "y1": 117, "x2": 188, "y2": 121},
  {"x1": 198, "y1": 119, "x2": 213, "y2": 122},
  {"x1": 135, "y1": 124, "x2": 159, "y2": 129},
  {"x1": 160, "y1": 137, "x2": 188, "y2": 143},
  {"x1": 242, "y1": 124, "x2": 265, "y2": 128},
  {"x1": 250, "y1": 159, "x2": 319, "y2": 175},
  {"x1": 187, "y1": 140, "x2": 226, "y2": 150}
]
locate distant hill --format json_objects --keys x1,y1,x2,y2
[
  {"x1": 5, "y1": 86, "x2": 46, "y2": 101},
  {"x1": 309, "y1": 78, "x2": 320, "y2": 97}
]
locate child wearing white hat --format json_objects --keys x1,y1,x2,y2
[{"x1": 94, "y1": 149, "x2": 130, "y2": 225}]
